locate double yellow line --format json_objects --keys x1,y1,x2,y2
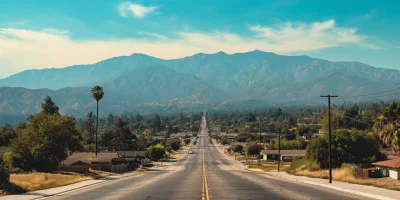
[{"x1": 202, "y1": 148, "x2": 211, "y2": 200}]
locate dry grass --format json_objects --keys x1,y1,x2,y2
[
  {"x1": 9, "y1": 172, "x2": 91, "y2": 192},
  {"x1": 1, "y1": 170, "x2": 116, "y2": 195},
  {"x1": 248, "y1": 163, "x2": 290, "y2": 172},
  {"x1": 292, "y1": 165, "x2": 400, "y2": 191}
]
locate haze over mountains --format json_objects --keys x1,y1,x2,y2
[{"x1": 0, "y1": 50, "x2": 399, "y2": 119}]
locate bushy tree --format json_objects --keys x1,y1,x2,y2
[
  {"x1": 247, "y1": 143, "x2": 263, "y2": 156},
  {"x1": 296, "y1": 126, "x2": 310, "y2": 137},
  {"x1": 373, "y1": 101, "x2": 400, "y2": 152},
  {"x1": 0, "y1": 125, "x2": 16, "y2": 147},
  {"x1": 184, "y1": 139, "x2": 191, "y2": 145},
  {"x1": 269, "y1": 139, "x2": 309, "y2": 150},
  {"x1": 220, "y1": 136, "x2": 229, "y2": 145},
  {"x1": 144, "y1": 144, "x2": 165, "y2": 161},
  {"x1": 0, "y1": 156, "x2": 10, "y2": 188},
  {"x1": 84, "y1": 112, "x2": 96, "y2": 143},
  {"x1": 306, "y1": 129, "x2": 386, "y2": 169},
  {"x1": 41, "y1": 96, "x2": 60, "y2": 115},
  {"x1": 152, "y1": 114, "x2": 161, "y2": 131},
  {"x1": 9, "y1": 113, "x2": 82, "y2": 172},
  {"x1": 233, "y1": 145, "x2": 243, "y2": 153},
  {"x1": 168, "y1": 139, "x2": 181, "y2": 151},
  {"x1": 101, "y1": 118, "x2": 136, "y2": 151}
]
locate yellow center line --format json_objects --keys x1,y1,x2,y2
[{"x1": 202, "y1": 142, "x2": 211, "y2": 200}]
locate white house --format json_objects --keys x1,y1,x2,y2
[
  {"x1": 372, "y1": 158, "x2": 400, "y2": 180},
  {"x1": 260, "y1": 150, "x2": 306, "y2": 162}
]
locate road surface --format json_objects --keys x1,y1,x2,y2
[{"x1": 43, "y1": 116, "x2": 370, "y2": 200}]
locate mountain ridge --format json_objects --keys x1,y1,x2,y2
[{"x1": 0, "y1": 50, "x2": 399, "y2": 120}]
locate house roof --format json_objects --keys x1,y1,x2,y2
[
  {"x1": 372, "y1": 158, "x2": 400, "y2": 168},
  {"x1": 61, "y1": 152, "x2": 119, "y2": 166},
  {"x1": 70, "y1": 160, "x2": 90, "y2": 166},
  {"x1": 261, "y1": 150, "x2": 306, "y2": 156}
]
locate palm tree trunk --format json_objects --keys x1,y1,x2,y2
[{"x1": 96, "y1": 101, "x2": 99, "y2": 157}]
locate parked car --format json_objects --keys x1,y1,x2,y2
[{"x1": 188, "y1": 150, "x2": 194, "y2": 154}]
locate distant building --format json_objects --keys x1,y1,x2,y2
[{"x1": 261, "y1": 150, "x2": 306, "y2": 162}]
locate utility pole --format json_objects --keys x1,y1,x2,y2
[
  {"x1": 320, "y1": 94, "x2": 338, "y2": 184},
  {"x1": 259, "y1": 117, "x2": 262, "y2": 144},
  {"x1": 278, "y1": 130, "x2": 281, "y2": 172}
]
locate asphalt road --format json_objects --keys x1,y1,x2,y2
[{"x1": 44, "y1": 116, "x2": 371, "y2": 200}]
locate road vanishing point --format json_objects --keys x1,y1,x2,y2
[{"x1": 39, "y1": 116, "x2": 370, "y2": 200}]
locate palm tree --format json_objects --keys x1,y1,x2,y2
[{"x1": 91, "y1": 85, "x2": 104, "y2": 156}]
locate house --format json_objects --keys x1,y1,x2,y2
[
  {"x1": 60, "y1": 152, "x2": 132, "y2": 173},
  {"x1": 372, "y1": 158, "x2": 400, "y2": 180},
  {"x1": 261, "y1": 150, "x2": 306, "y2": 162},
  {"x1": 60, "y1": 160, "x2": 90, "y2": 173}
]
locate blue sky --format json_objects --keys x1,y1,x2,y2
[{"x1": 0, "y1": 0, "x2": 399, "y2": 78}]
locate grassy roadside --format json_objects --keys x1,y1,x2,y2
[
  {"x1": 247, "y1": 162, "x2": 290, "y2": 172},
  {"x1": 288, "y1": 158, "x2": 400, "y2": 191},
  {"x1": 0, "y1": 170, "x2": 117, "y2": 196}
]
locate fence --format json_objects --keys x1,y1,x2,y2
[
  {"x1": 354, "y1": 168, "x2": 369, "y2": 179},
  {"x1": 111, "y1": 163, "x2": 128, "y2": 173}
]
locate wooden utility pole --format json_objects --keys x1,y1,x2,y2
[
  {"x1": 320, "y1": 94, "x2": 338, "y2": 184},
  {"x1": 278, "y1": 130, "x2": 281, "y2": 172}
]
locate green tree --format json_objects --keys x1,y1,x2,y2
[
  {"x1": 373, "y1": 101, "x2": 400, "y2": 152},
  {"x1": 144, "y1": 144, "x2": 165, "y2": 161},
  {"x1": 152, "y1": 114, "x2": 161, "y2": 131},
  {"x1": 41, "y1": 96, "x2": 60, "y2": 115},
  {"x1": 306, "y1": 129, "x2": 386, "y2": 169},
  {"x1": 9, "y1": 113, "x2": 82, "y2": 172},
  {"x1": 295, "y1": 125, "x2": 310, "y2": 137},
  {"x1": 84, "y1": 112, "x2": 96, "y2": 144},
  {"x1": 107, "y1": 113, "x2": 114, "y2": 128},
  {"x1": 112, "y1": 117, "x2": 136, "y2": 151},
  {"x1": 0, "y1": 126, "x2": 16, "y2": 147},
  {"x1": 136, "y1": 133, "x2": 148, "y2": 150},
  {"x1": 184, "y1": 139, "x2": 191, "y2": 145},
  {"x1": 0, "y1": 156, "x2": 9, "y2": 188},
  {"x1": 168, "y1": 139, "x2": 181, "y2": 151},
  {"x1": 321, "y1": 110, "x2": 343, "y2": 133},
  {"x1": 247, "y1": 143, "x2": 263, "y2": 156},
  {"x1": 233, "y1": 145, "x2": 243, "y2": 153},
  {"x1": 91, "y1": 85, "x2": 104, "y2": 156},
  {"x1": 101, "y1": 129, "x2": 114, "y2": 151},
  {"x1": 220, "y1": 136, "x2": 229, "y2": 145}
]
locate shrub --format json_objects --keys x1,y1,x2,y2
[
  {"x1": 168, "y1": 139, "x2": 181, "y2": 151},
  {"x1": 233, "y1": 145, "x2": 243, "y2": 153},
  {"x1": 247, "y1": 143, "x2": 263, "y2": 156},
  {"x1": 166, "y1": 146, "x2": 173, "y2": 153},
  {"x1": 144, "y1": 144, "x2": 165, "y2": 161},
  {"x1": 184, "y1": 139, "x2": 191, "y2": 145}
]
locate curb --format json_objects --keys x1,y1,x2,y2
[{"x1": 265, "y1": 173, "x2": 398, "y2": 200}]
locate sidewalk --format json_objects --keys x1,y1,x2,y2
[
  {"x1": 213, "y1": 139, "x2": 400, "y2": 200},
  {"x1": 263, "y1": 172, "x2": 400, "y2": 200}
]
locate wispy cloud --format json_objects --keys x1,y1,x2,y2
[
  {"x1": 0, "y1": 20, "x2": 378, "y2": 75},
  {"x1": 118, "y1": 2, "x2": 158, "y2": 18}
]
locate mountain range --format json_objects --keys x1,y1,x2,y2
[{"x1": 0, "y1": 50, "x2": 399, "y2": 121}]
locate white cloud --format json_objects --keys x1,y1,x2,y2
[
  {"x1": 118, "y1": 2, "x2": 158, "y2": 18},
  {"x1": 0, "y1": 20, "x2": 377, "y2": 77}
]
